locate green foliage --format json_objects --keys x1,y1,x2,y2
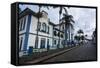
[{"x1": 78, "y1": 29, "x2": 84, "y2": 34}]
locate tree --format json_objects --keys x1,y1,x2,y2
[
  {"x1": 60, "y1": 13, "x2": 75, "y2": 45},
  {"x1": 53, "y1": 6, "x2": 68, "y2": 48},
  {"x1": 74, "y1": 35, "x2": 79, "y2": 41},
  {"x1": 85, "y1": 34, "x2": 87, "y2": 37},
  {"x1": 77, "y1": 29, "x2": 84, "y2": 43},
  {"x1": 54, "y1": 6, "x2": 75, "y2": 46},
  {"x1": 81, "y1": 35, "x2": 85, "y2": 40},
  {"x1": 78, "y1": 29, "x2": 84, "y2": 34}
]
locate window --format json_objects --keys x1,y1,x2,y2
[
  {"x1": 61, "y1": 33, "x2": 63, "y2": 38},
  {"x1": 19, "y1": 19, "x2": 23, "y2": 31},
  {"x1": 47, "y1": 39, "x2": 49, "y2": 45},
  {"x1": 35, "y1": 37, "x2": 39, "y2": 48},
  {"x1": 61, "y1": 40, "x2": 64, "y2": 45},
  {"x1": 62, "y1": 25, "x2": 64, "y2": 30},
  {"x1": 19, "y1": 37, "x2": 23, "y2": 51},
  {"x1": 47, "y1": 26, "x2": 49, "y2": 33},
  {"x1": 54, "y1": 40, "x2": 56, "y2": 45},
  {"x1": 42, "y1": 23, "x2": 46, "y2": 32},
  {"x1": 47, "y1": 39, "x2": 49, "y2": 49},
  {"x1": 19, "y1": 17, "x2": 26, "y2": 31},
  {"x1": 58, "y1": 32, "x2": 60, "y2": 37},
  {"x1": 40, "y1": 38, "x2": 46, "y2": 48},
  {"x1": 22, "y1": 17, "x2": 26, "y2": 30}
]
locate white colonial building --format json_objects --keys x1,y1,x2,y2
[{"x1": 19, "y1": 8, "x2": 73, "y2": 57}]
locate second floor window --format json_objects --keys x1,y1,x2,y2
[
  {"x1": 42, "y1": 23, "x2": 46, "y2": 32},
  {"x1": 19, "y1": 19, "x2": 23, "y2": 31},
  {"x1": 22, "y1": 17, "x2": 26, "y2": 30},
  {"x1": 47, "y1": 26, "x2": 49, "y2": 33},
  {"x1": 58, "y1": 32, "x2": 60, "y2": 37},
  {"x1": 19, "y1": 17, "x2": 26, "y2": 31},
  {"x1": 61, "y1": 33, "x2": 63, "y2": 38}
]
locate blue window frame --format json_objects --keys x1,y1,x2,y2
[
  {"x1": 22, "y1": 17, "x2": 26, "y2": 30},
  {"x1": 19, "y1": 19, "x2": 23, "y2": 31},
  {"x1": 19, "y1": 17, "x2": 26, "y2": 31}
]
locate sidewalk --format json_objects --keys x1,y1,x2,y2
[{"x1": 19, "y1": 45, "x2": 80, "y2": 64}]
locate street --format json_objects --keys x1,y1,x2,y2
[{"x1": 41, "y1": 41, "x2": 97, "y2": 63}]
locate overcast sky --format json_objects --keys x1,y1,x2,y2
[{"x1": 19, "y1": 4, "x2": 96, "y2": 39}]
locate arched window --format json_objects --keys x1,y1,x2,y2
[
  {"x1": 61, "y1": 33, "x2": 63, "y2": 38},
  {"x1": 58, "y1": 32, "x2": 60, "y2": 37},
  {"x1": 62, "y1": 25, "x2": 64, "y2": 30},
  {"x1": 42, "y1": 23, "x2": 46, "y2": 32}
]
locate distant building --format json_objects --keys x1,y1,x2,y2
[{"x1": 19, "y1": 8, "x2": 73, "y2": 57}]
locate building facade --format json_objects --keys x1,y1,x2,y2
[{"x1": 19, "y1": 8, "x2": 72, "y2": 57}]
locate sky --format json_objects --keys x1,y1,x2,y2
[{"x1": 19, "y1": 4, "x2": 96, "y2": 39}]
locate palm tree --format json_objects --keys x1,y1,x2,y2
[
  {"x1": 85, "y1": 34, "x2": 87, "y2": 37},
  {"x1": 60, "y1": 13, "x2": 75, "y2": 46},
  {"x1": 35, "y1": 5, "x2": 49, "y2": 49},
  {"x1": 77, "y1": 29, "x2": 84, "y2": 43},
  {"x1": 53, "y1": 6, "x2": 68, "y2": 48},
  {"x1": 74, "y1": 35, "x2": 80, "y2": 41},
  {"x1": 78, "y1": 29, "x2": 84, "y2": 34},
  {"x1": 85, "y1": 34, "x2": 87, "y2": 39}
]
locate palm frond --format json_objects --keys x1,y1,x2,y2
[
  {"x1": 70, "y1": 19, "x2": 75, "y2": 23},
  {"x1": 60, "y1": 16, "x2": 65, "y2": 21},
  {"x1": 64, "y1": 21, "x2": 74, "y2": 29},
  {"x1": 78, "y1": 29, "x2": 84, "y2": 34},
  {"x1": 43, "y1": 6, "x2": 50, "y2": 10},
  {"x1": 63, "y1": 7, "x2": 68, "y2": 15},
  {"x1": 68, "y1": 15, "x2": 73, "y2": 18}
]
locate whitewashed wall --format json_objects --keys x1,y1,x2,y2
[
  {"x1": 19, "y1": 11, "x2": 66, "y2": 51},
  {"x1": 29, "y1": 15, "x2": 38, "y2": 34},
  {"x1": 27, "y1": 34, "x2": 36, "y2": 49},
  {"x1": 28, "y1": 12, "x2": 53, "y2": 49}
]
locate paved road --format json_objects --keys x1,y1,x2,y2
[{"x1": 41, "y1": 41, "x2": 97, "y2": 63}]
